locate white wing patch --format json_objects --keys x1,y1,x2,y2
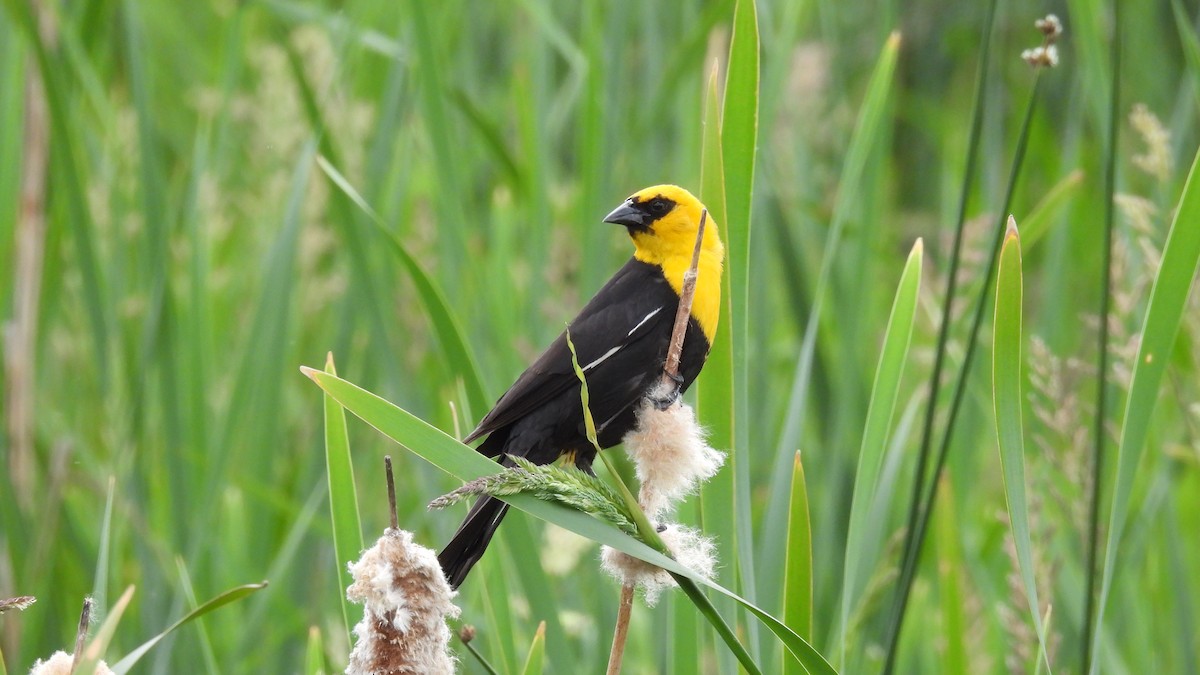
[
  {"x1": 582, "y1": 307, "x2": 664, "y2": 372},
  {"x1": 627, "y1": 307, "x2": 663, "y2": 336},
  {"x1": 583, "y1": 346, "x2": 621, "y2": 371}
]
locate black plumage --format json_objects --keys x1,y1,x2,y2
[{"x1": 437, "y1": 258, "x2": 711, "y2": 589}]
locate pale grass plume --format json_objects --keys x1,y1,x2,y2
[
  {"x1": 345, "y1": 528, "x2": 461, "y2": 675},
  {"x1": 1006, "y1": 337, "x2": 1074, "y2": 672},
  {"x1": 997, "y1": 504, "x2": 1059, "y2": 675},
  {"x1": 1026, "y1": 335, "x2": 1091, "y2": 535},
  {"x1": 1130, "y1": 103, "x2": 1172, "y2": 183},
  {"x1": 28, "y1": 651, "x2": 112, "y2": 675}
]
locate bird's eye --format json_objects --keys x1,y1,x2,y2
[{"x1": 649, "y1": 198, "x2": 671, "y2": 216}]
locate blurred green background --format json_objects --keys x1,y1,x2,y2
[{"x1": 2, "y1": 0, "x2": 1198, "y2": 672}]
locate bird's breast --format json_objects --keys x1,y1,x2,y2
[{"x1": 653, "y1": 252, "x2": 723, "y2": 341}]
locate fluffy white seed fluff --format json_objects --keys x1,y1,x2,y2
[
  {"x1": 600, "y1": 386, "x2": 724, "y2": 602},
  {"x1": 29, "y1": 651, "x2": 112, "y2": 675},
  {"x1": 621, "y1": 383, "x2": 725, "y2": 519},
  {"x1": 345, "y1": 528, "x2": 461, "y2": 675},
  {"x1": 601, "y1": 524, "x2": 717, "y2": 605}
]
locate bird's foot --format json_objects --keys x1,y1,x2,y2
[{"x1": 650, "y1": 373, "x2": 684, "y2": 410}]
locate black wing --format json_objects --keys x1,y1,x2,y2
[{"x1": 464, "y1": 258, "x2": 675, "y2": 445}]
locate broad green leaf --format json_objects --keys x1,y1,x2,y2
[
  {"x1": 301, "y1": 369, "x2": 838, "y2": 675},
  {"x1": 1091, "y1": 145, "x2": 1200, "y2": 672},
  {"x1": 839, "y1": 238, "x2": 922, "y2": 657},
  {"x1": 721, "y1": 1, "x2": 761, "y2": 630},
  {"x1": 322, "y1": 352, "x2": 363, "y2": 643},
  {"x1": 783, "y1": 452, "x2": 813, "y2": 675},
  {"x1": 992, "y1": 220, "x2": 1051, "y2": 672},
  {"x1": 519, "y1": 621, "x2": 546, "y2": 675},
  {"x1": 697, "y1": 64, "x2": 733, "y2": 518},
  {"x1": 697, "y1": 61, "x2": 738, "y2": 666}
]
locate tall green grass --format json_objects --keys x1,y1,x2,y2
[{"x1": 2, "y1": 0, "x2": 1199, "y2": 672}]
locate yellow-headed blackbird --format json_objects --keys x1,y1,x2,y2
[{"x1": 438, "y1": 185, "x2": 724, "y2": 588}]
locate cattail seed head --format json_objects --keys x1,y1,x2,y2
[{"x1": 345, "y1": 528, "x2": 461, "y2": 675}]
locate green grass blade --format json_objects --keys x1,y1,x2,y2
[
  {"x1": 673, "y1": 576, "x2": 762, "y2": 675},
  {"x1": 887, "y1": 38, "x2": 1039, "y2": 673},
  {"x1": 839, "y1": 238, "x2": 922, "y2": 657},
  {"x1": 698, "y1": 60, "x2": 736, "y2": 667},
  {"x1": 281, "y1": 41, "x2": 404, "y2": 387},
  {"x1": 322, "y1": 352, "x2": 363, "y2": 643},
  {"x1": 1173, "y1": 0, "x2": 1200, "y2": 101},
  {"x1": 782, "y1": 452, "x2": 812, "y2": 675},
  {"x1": 300, "y1": 369, "x2": 838, "y2": 674},
  {"x1": 697, "y1": 64, "x2": 731, "y2": 494},
  {"x1": 1091, "y1": 145, "x2": 1200, "y2": 673},
  {"x1": 721, "y1": 0, "x2": 761, "y2": 619},
  {"x1": 1, "y1": 0, "x2": 110, "y2": 383},
  {"x1": 519, "y1": 621, "x2": 546, "y2": 675},
  {"x1": 721, "y1": 0, "x2": 759, "y2": 239},
  {"x1": 1083, "y1": 7, "x2": 1121, "y2": 672},
  {"x1": 303, "y1": 626, "x2": 325, "y2": 675},
  {"x1": 121, "y1": 0, "x2": 173, "y2": 419},
  {"x1": 316, "y1": 157, "x2": 490, "y2": 414},
  {"x1": 109, "y1": 582, "x2": 269, "y2": 674},
  {"x1": 204, "y1": 140, "x2": 312, "y2": 535},
  {"x1": 934, "y1": 479, "x2": 968, "y2": 675},
  {"x1": 1020, "y1": 170, "x2": 1084, "y2": 250},
  {"x1": 478, "y1": 560, "x2": 520, "y2": 674},
  {"x1": 91, "y1": 477, "x2": 116, "y2": 613},
  {"x1": 176, "y1": 560, "x2": 220, "y2": 674},
  {"x1": 762, "y1": 28, "x2": 901, "y2": 608},
  {"x1": 498, "y1": 520, "x2": 571, "y2": 673},
  {"x1": 992, "y1": 220, "x2": 1051, "y2": 672},
  {"x1": 669, "y1": 591, "x2": 701, "y2": 674},
  {"x1": 408, "y1": 0, "x2": 469, "y2": 287}
]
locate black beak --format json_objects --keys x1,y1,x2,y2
[{"x1": 603, "y1": 200, "x2": 650, "y2": 231}]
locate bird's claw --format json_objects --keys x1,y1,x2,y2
[{"x1": 650, "y1": 375, "x2": 683, "y2": 410}]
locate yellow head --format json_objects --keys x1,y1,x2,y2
[{"x1": 603, "y1": 185, "x2": 725, "y2": 338}]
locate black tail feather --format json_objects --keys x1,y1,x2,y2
[{"x1": 438, "y1": 495, "x2": 510, "y2": 589}]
